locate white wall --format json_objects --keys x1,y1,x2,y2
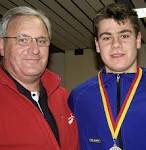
[
  {"x1": 138, "y1": 44, "x2": 146, "y2": 68},
  {"x1": 49, "y1": 52, "x2": 65, "y2": 86},
  {"x1": 49, "y1": 49, "x2": 98, "y2": 91},
  {"x1": 65, "y1": 49, "x2": 98, "y2": 91}
]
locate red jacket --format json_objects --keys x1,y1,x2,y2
[{"x1": 0, "y1": 68, "x2": 79, "y2": 150}]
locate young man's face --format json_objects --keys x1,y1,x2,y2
[
  {"x1": 0, "y1": 15, "x2": 50, "y2": 83},
  {"x1": 95, "y1": 18, "x2": 141, "y2": 73}
]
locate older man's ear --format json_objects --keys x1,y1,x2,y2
[{"x1": 0, "y1": 38, "x2": 4, "y2": 56}]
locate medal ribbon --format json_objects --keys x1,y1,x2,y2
[{"x1": 98, "y1": 67, "x2": 142, "y2": 139}]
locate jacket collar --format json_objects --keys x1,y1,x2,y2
[
  {"x1": 100, "y1": 67, "x2": 138, "y2": 83},
  {"x1": 0, "y1": 67, "x2": 61, "y2": 95},
  {"x1": 41, "y1": 69, "x2": 61, "y2": 95}
]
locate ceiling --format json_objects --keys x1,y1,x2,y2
[{"x1": 0, "y1": 0, "x2": 146, "y2": 52}]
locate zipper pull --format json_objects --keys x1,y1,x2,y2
[{"x1": 116, "y1": 74, "x2": 120, "y2": 83}]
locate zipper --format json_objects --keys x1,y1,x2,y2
[
  {"x1": 116, "y1": 74, "x2": 123, "y2": 149},
  {"x1": 31, "y1": 92, "x2": 44, "y2": 115},
  {"x1": 116, "y1": 74, "x2": 121, "y2": 114}
]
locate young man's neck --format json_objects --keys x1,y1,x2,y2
[{"x1": 105, "y1": 66, "x2": 138, "y2": 74}]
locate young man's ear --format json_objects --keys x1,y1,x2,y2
[
  {"x1": 95, "y1": 38, "x2": 100, "y2": 53},
  {"x1": 136, "y1": 32, "x2": 142, "y2": 50},
  {"x1": 0, "y1": 38, "x2": 5, "y2": 56}
]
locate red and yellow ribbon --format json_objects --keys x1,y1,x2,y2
[{"x1": 98, "y1": 67, "x2": 142, "y2": 139}]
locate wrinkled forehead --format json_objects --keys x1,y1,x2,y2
[
  {"x1": 6, "y1": 15, "x2": 48, "y2": 36},
  {"x1": 8, "y1": 15, "x2": 46, "y2": 29}
]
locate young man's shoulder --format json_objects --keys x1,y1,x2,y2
[
  {"x1": 140, "y1": 67, "x2": 146, "y2": 78},
  {"x1": 142, "y1": 67, "x2": 146, "y2": 73},
  {"x1": 70, "y1": 76, "x2": 98, "y2": 97},
  {"x1": 68, "y1": 76, "x2": 98, "y2": 112}
]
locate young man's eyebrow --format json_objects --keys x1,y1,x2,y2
[
  {"x1": 119, "y1": 29, "x2": 132, "y2": 34},
  {"x1": 99, "y1": 32, "x2": 111, "y2": 38},
  {"x1": 99, "y1": 29, "x2": 132, "y2": 37}
]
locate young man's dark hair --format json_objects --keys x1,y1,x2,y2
[{"x1": 93, "y1": 3, "x2": 140, "y2": 38}]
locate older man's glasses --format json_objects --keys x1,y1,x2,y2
[{"x1": 3, "y1": 34, "x2": 50, "y2": 47}]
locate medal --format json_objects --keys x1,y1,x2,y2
[
  {"x1": 109, "y1": 144, "x2": 122, "y2": 150},
  {"x1": 109, "y1": 140, "x2": 122, "y2": 150}
]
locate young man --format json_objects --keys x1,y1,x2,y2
[
  {"x1": 69, "y1": 3, "x2": 146, "y2": 150},
  {"x1": 0, "y1": 6, "x2": 79, "y2": 150}
]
